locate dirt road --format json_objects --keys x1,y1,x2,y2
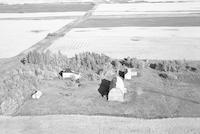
[
  {"x1": 0, "y1": 3, "x2": 97, "y2": 73},
  {"x1": 21, "y1": 3, "x2": 98, "y2": 54},
  {"x1": 1, "y1": 115, "x2": 200, "y2": 134}
]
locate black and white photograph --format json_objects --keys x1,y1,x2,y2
[{"x1": 0, "y1": 0, "x2": 200, "y2": 133}]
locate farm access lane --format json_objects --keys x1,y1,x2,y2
[{"x1": 20, "y1": 3, "x2": 99, "y2": 54}]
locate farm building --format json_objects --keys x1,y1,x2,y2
[
  {"x1": 124, "y1": 68, "x2": 137, "y2": 80},
  {"x1": 108, "y1": 76, "x2": 127, "y2": 102},
  {"x1": 59, "y1": 68, "x2": 81, "y2": 80},
  {"x1": 118, "y1": 68, "x2": 137, "y2": 80}
]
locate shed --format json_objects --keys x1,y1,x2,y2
[
  {"x1": 124, "y1": 68, "x2": 138, "y2": 80},
  {"x1": 59, "y1": 68, "x2": 81, "y2": 80}
]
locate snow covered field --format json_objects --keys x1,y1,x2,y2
[
  {"x1": 0, "y1": 19, "x2": 73, "y2": 58},
  {"x1": 47, "y1": 27, "x2": 200, "y2": 60}
]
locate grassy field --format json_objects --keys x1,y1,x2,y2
[
  {"x1": 1, "y1": 115, "x2": 200, "y2": 134},
  {"x1": 0, "y1": 0, "x2": 200, "y2": 123},
  {"x1": 15, "y1": 67, "x2": 200, "y2": 118}
]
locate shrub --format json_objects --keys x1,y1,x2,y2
[
  {"x1": 0, "y1": 66, "x2": 39, "y2": 115},
  {"x1": 22, "y1": 51, "x2": 112, "y2": 81},
  {"x1": 158, "y1": 72, "x2": 178, "y2": 80},
  {"x1": 1, "y1": 97, "x2": 19, "y2": 115},
  {"x1": 186, "y1": 65, "x2": 197, "y2": 72},
  {"x1": 149, "y1": 60, "x2": 197, "y2": 72},
  {"x1": 119, "y1": 57, "x2": 143, "y2": 69},
  {"x1": 111, "y1": 60, "x2": 122, "y2": 70}
]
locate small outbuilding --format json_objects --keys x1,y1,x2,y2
[
  {"x1": 124, "y1": 68, "x2": 138, "y2": 80},
  {"x1": 59, "y1": 68, "x2": 81, "y2": 80},
  {"x1": 32, "y1": 90, "x2": 43, "y2": 99}
]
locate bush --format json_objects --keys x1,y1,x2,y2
[
  {"x1": 111, "y1": 60, "x2": 122, "y2": 70},
  {"x1": 1, "y1": 97, "x2": 19, "y2": 115},
  {"x1": 22, "y1": 51, "x2": 112, "y2": 81},
  {"x1": 0, "y1": 66, "x2": 39, "y2": 115},
  {"x1": 149, "y1": 60, "x2": 197, "y2": 72},
  {"x1": 158, "y1": 72, "x2": 178, "y2": 80},
  {"x1": 119, "y1": 57, "x2": 144, "y2": 69},
  {"x1": 185, "y1": 65, "x2": 197, "y2": 72}
]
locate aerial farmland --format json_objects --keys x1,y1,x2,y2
[{"x1": 0, "y1": 0, "x2": 200, "y2": 134}]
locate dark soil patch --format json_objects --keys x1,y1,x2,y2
[
  {"x1": 77, "y1": 16, "x2": 200, "y2": 28},
  {"x1": 0, "y1": 3, "x2": 94, "y2": 13}
]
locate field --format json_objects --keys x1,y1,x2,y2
[
  {"x1": 45, "y1": 2, "x2": 200, "y2": 60},
  {"x1": 1, "y1": 2, "x2": 200, "y2": 59},
  {"x1": 1, "y1": 115, "x2": 200, "y2": 134},
  {"x1": 0, "y1": 0, "x2": 94, "y2": 4},
  {"x1": 0, "y1": 3, "x2": 91, "y2": 58},
  {"x1": 15, "y1": 68, "x2": 200, "y2": 118},
  {"x1": 0, "y1": 3, "x2": 93, "y2": 13},
  {"x1": 48, "y1": 27, "x2": 200, "y2": 60},
  {"x1": 0, "y1": 0, "x2": 199, "y2": 4},
  {"x1": 0, "y1": 1, "x2": 200, "y2": 133},
  {"x1": 0, "y1": 19, "x2": 74, "y2": 58}
]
